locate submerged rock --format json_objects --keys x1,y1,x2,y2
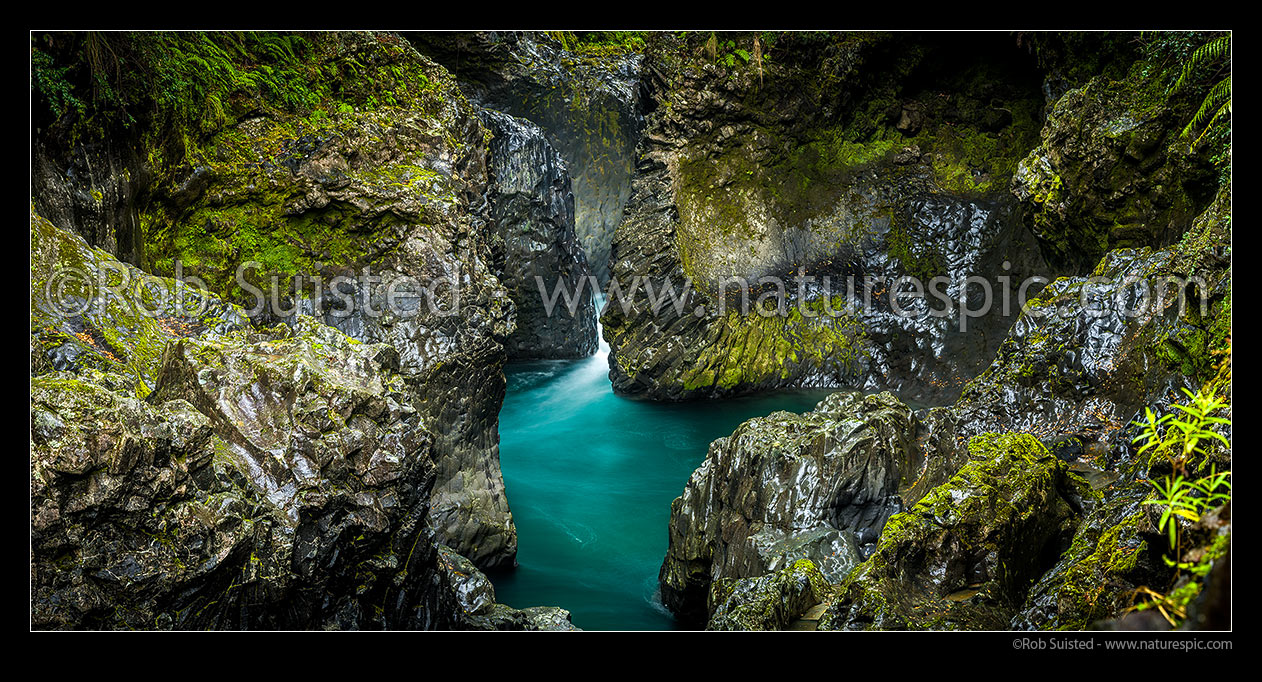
[
  {"x1": 659, "y1": 391, "x2": 915, "y2": 623},
  {"x1": 482, "y1": 109, "x2": 598, "y2": 359}
]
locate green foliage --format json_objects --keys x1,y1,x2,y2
[
  {"x1": 1142, "y1": 468, "x2": 1230, "y2": 552},
  {"x1": 546, "y1": 31, "x2": 646, "y2": 57},
  {"x1": 31, "y1": 45, "x2": 84, "y2": 120},
  {"x1": 1133, "y1": 385, "x2": 1231, "y2": 560},
  {"x1": 1133, "y1": 386, "x2": 1231, "y2": 471},
  {"x1": 1173, "y1": 34, "x2": 1231, "y2": 151}
]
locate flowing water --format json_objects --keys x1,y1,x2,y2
[{"x1": 490, "y1": 301, "x2": 838, "y2": 630}]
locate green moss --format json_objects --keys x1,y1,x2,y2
[{"x1": 676, "y1": 296, "x2": 867, "y2": 393}]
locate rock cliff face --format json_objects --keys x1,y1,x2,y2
[
  {"x1": 602, "y1": 33, "x2": 1052, "y2": 406},
  {"x1": 482, "y1": 109, "x2": 598, "y2": 359},
  {"x1": 1012, "y1": 76, "x2": 1215, "y2": 273},
  {"x1": 29, "y1": 30, "x2": 587, "y2": 629},
  {"x1": 655, "y1": 32, "x2": 1229, "y2": 629},
  {"x1": 99, "y1": 33, "x2": 520, "y2": 569},
  {"x1": 409, "y1": 32, "x2": 645, "y2": 284},
  {"x1": 30, "y1": 215, "x2": 564, "y2": 629},
  {"x1": 660, "y1": 187, "x2": 1230, "y2": 629},
  {"x1": 658, "y1": 391, "x2": 915, "y2": 622},
  {"x1": 819, "y1": 433, "x2": 1086, "y2": 630}
]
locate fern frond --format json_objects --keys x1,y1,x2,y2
[
  {"x1": 1183, "y1": 77, "x2": 1231, "y2": 133},
  {"x1": 1190, "y1": 100, "x2": 1231, "y2": 150},
  {"x1": 1175, "y1": 35, "x2": 1230, "y2": 91}
]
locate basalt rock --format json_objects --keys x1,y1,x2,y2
[
  {"x1": 659, "y1": 391, "x2": 916, "y2": 624},
  {"x1": 409, "y1": 32, "x2": 645, "y2": 284},
  {"x1": 31, "y1": 211, "x2": 247, "y2": 398},
  {"x1": 482, "y1": 109, "x2": 598, "y2": 359},
  {"x1": 131, "y1": 33, "x2": 518, "y2": 569},
  {"x1": 817, "y1": 433, "x2": 1088, "y2": 630},
  {"x1": 602, "y1": 33, "x2": 1050, "y2": 406},
  {"x1": 33, "y1": 138, "x2": 150, "y2": 266},
  {"x1": 1011, "y1": 75, "x2": 1215, "y2": 273},
  {"x1": 706, "y1": 559, "x2": 828, "y2": 631},
  {"x1": 31, "y1": 307, "x2": 447, "y2": 629},
  {"x1": 433, "y1": 544, "x2": 578, "y2": 630}
]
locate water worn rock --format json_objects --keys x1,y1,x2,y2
[
  {"x1": 433, "y1": 544, "x2": 578, "y2": 630},
  {"x1": 31, "y1": 309, "x2": 447, "y2": 629},
  {"x1": 818, "y1": 433, "x2": 1088, "y2": 630},
  {"x1": 706, "y1": 559, "x2": 828, "y2": 631},
  {"x1": 33, "y1": 138, "x2": 150, "y2": 266},
  {"x1": 602, "y1": 33, "x2": 1050, "y2": 406},
  {"x1": 31, "y1": 211, "x2": 247, "y2": 397},
  {"x1": 127, "y1": 33, "x2": 519, "y2": 569},
  {"x1": 410, "y1": 32, "x2": 644, "y2": 283},
  {"x1": 659, "y1": 391, "x2": 915, "y2": 623},
  {"x1": 482, "y1": 109, "x2": 598, "y2": 359}
]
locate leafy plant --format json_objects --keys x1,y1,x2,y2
[
  {"x1": 1141, "y1": 467, "x2": 1231, "y2": 552},
  {"x1": 1133, "y1": 386, "x2": 1230, "y2": 472},
  {"x1": 1174, "y1": 34, "x2": 1230, "y2": 150},
  {"x1": 1134, "y1": 385, "x2": 1231, "y2": 562}
]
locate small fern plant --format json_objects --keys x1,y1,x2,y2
[{"x1": 1175, "y1": 34, "x2": 1231, "y2": 151}]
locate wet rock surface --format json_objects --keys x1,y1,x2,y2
[
  {"x1": 658, "y1": 391, "x2": 915, "y2": 623},
  {"x1": 602, "y1": 33, "x2": 1052, "y2": 406},
  {"x1": 32, "y1": 303, "x2": 443, "y2": 628},
  {"x1": 706, "y1": 559, "x2": 828, "y2": 631},
  {"x1": 818, "y1": 433, "x2": 1086, "y2": 630},
  {"x1": 482, "y1": 109, "x2": 598, "y2": 359},
  {"x1": 433, "y1": 544, "x2": 578, "y2": 630},
  {"x1": 1012, "y1": 76, "x2": 1214, "y2": 273},
  {"x1": 410, "y1": 32, "x2": 644, "y2": 284},
  {"x1": 126, "y1": 33, "x2": 520, "y2": 569}
]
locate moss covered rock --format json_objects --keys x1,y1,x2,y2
[
  {"x1": 818, "y1": 433, "x2": 1087, "y2": 630},
  {"x1": 1012, "y1": 73, "x2": 1214, "y2": 272},
  {"x1": 31, "y1": 315, "x2": 441, "y2": 629},
  {"x1": 31, "y1": 210, "x2": 247, "y2": 398},
  {"x1": 706, "y1": 559, "x2": 829, "y2": 631},
  {"x1": 602, "y1": 33, "x2": 1051, "y2": 405}
]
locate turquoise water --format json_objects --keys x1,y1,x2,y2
[{"x1": 490, "y1": 320, "x2": 838, "y2": 630}]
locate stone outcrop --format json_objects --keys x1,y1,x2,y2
[
  {"x1": 114, "y1": 33, "x2": 520, "y2": 569},
  {"x1": 482, "y1": 109, "x2": 598, "y2": 359},
  {"x1": 433, "y1": 544, "x2": 578, "y2": 630},
  {"x1": 658, "y1": 391, "x2": 916, "y2": 623},
  {"x1": 706, "y1": 559, "x2": 828, "y2": 631},
  {"x1": 818, "y1": 433, "x2": 1087, "y2": 630},
  {"x1": 1012, "y1": 75, "x2": 1215, "y2": 272},
  {"x1": 29, "y1": 31, "x2": 592, "y2": 629},
  {"x1": 602, "y1": 33, "x2": 1052, "y2": 406},
  {"x1": 409, "y1": 32, "x2": 645, "y2": 284}
]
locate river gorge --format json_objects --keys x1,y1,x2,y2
[{"x1": 30, "y1": 30, "x2": 1231, "y2": 634}]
